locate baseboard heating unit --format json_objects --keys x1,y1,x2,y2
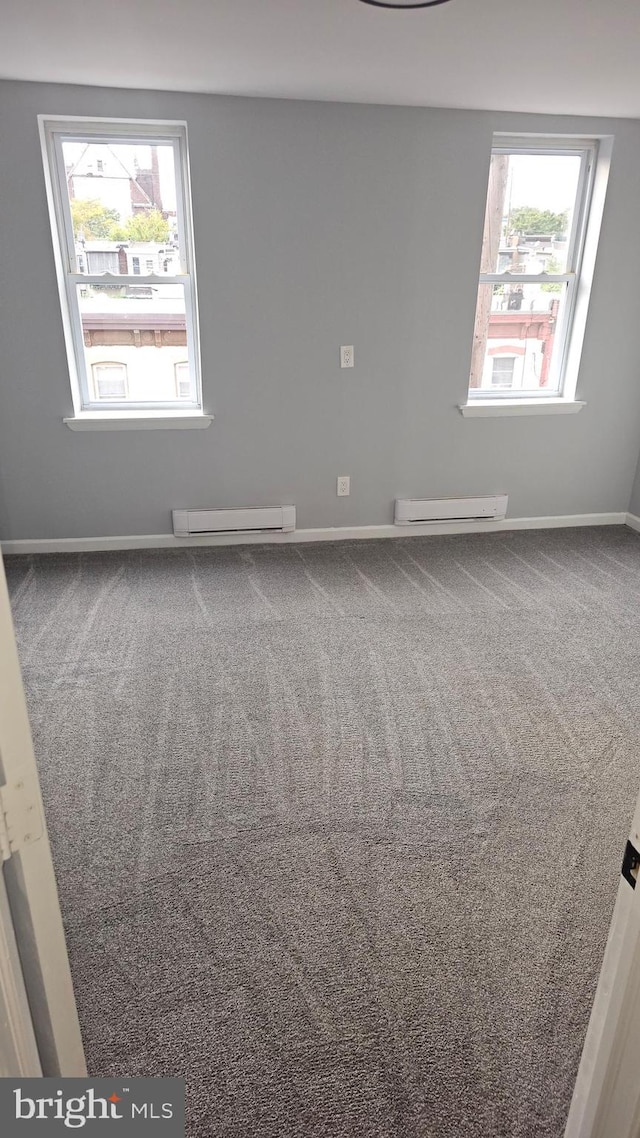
[
  {"x1": 172, "y1": 505, "x2": 296, "y2": 537},
  {"x1": 394, "y1": 495, "x2": 508, "y2": 525}
]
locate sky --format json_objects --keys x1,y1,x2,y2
[{"x1": 507, "y1": 154, "x2": 582, "y2": 215}]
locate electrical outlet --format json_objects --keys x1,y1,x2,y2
[
  {"x1": 340, "y1": 345, "x2": 354, "y2": 369},
  {"x1": 337, "y1": 476, "x2": 350, "y2": 497}
]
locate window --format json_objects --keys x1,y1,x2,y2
[
  {"x1": 40, "y1": 117, "x2": 202, "y2": 415},
  {"x1": 92, "y1": 362, "x2": 128, "y2": 400},
  {"x1": 468, "y1": 136, "x2": 597, "y2": 401},
  {"x1": 85, "y1": 250, "x2": 118, "y2": 274},
  {"x1": 174, "y1": 361, "x2": 191, "y2": 400},
  {"x1": 491, "y1": 356, "x2": 516, "y2": 388}
]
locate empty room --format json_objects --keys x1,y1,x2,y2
[{"x1": 2, "y1": 1, "x2": 640, "y2": 1135}]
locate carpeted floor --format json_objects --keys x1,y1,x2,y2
[{"x1": 6, "y1": 526, "x2": 640, "y2": 1137}]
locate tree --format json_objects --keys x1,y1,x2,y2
[
  {"x1": 541, "y1": 256, "x2": 563, "y2": 292},
  {"x1": 124, "y1": 209, "x2": 169, "y2": 243},
  {"x1": 508, "y1": 206, "x2": 568, "y2": 237},
  {"x1": 71, "y1": 200, "x2": 170, "y2": 244},
  {"x1": 70, "y1": 198, "x2": 121, "y2": 240}
]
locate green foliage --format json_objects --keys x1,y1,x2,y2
[
  {"x1": 70, "y1": 198, "x2": 121, "y2": 240},
  {"x1": 123, "y1": 209, "x2": 169, "y2": 243},
  {"x1": 541, "y1": 255, "x2": 563, "y2": 292},
  {"x1": 71, "y1": 200, "x2": 169, "y2": 244},
  {"x1": 508, "y1": 206, "x2": 568, "y2": 237}
]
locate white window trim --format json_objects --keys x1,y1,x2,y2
[
  {"x1": 63, "y1": 412, "x2": 213, "y2": 431},
  {"x1": 459, "y1": 398, "x2": 586, "y2": 418},
  {"x1": 461, "y1": 132, "x2": 613, "y2": 415},
  {"x1": 38, "y1": 115, "x2": 205, "y2": 424}
]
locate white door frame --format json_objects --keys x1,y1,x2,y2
[
  {"x1": 565, "y1": 793, "x2": 640, "y2": 1137},
  {"x1": 0, "y1": 872, "x2": 42, "y2": 1076},
  {"x1": 0, "y1": 553, "x2": 86, "y2": 1076}
]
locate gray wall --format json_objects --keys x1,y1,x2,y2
[
  {"x1": 629, "y1": 458, "x2": 640, "y2": 517},
  {"x1": 1, "y1": 79, "x2": 640, "y2": 540}
]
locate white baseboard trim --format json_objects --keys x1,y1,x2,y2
[{"x1": 0, "y1": 512, "x2": 629, "y2": 555}]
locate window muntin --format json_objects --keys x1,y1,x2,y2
[
  {"x1": 41, "y1": 119, "x2": 201, "y2": 414},
  {"x1": 469, "y1": 139, "x2": 595, "y2": 399}
]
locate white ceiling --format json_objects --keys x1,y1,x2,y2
[{"x1": 2, "y1": 0, "x2": 640, "y2": 118}]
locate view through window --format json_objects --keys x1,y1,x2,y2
[
  {"x1": 42, "y1": 121, "x2": 200, "y2": 412},
  {"x1": 469, "y1": 140, "x2": 594, "y2": 398}
]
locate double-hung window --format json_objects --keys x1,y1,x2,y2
[
  {"x1": 467, "y1": 135, "x2": 599, "y2": 406},
  {"x1": 40, "y1": 117, "x2": 202, "y2": 419}
]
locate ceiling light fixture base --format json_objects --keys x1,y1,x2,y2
[{"x1": 358, "y1": 0, "x2": 452, "y2": 9}]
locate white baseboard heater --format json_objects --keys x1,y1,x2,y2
[
  {"x1": 394, "y1": 495, "x2": 508, "y2": 525},
  {"x1": 172, "y1": 505, "x2": 296, "y2": 537}
]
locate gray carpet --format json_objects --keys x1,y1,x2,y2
[{"x1": 6, "y1": 527, "x2": 640, "y2": 1137}]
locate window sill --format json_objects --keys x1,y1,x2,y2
[
  {"x1": 64, "y1": 413, "x2": 213, "y2": 431},
  {"x1": 458, "y1": 399, "x2": 586, "y2": 418}
]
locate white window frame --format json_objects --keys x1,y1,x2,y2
[
  {"x1": 462, "y1": 133, "x2": 613, "y2": 416},
  {"x1": 39, "y1": 116, "x2": 203, "y2": 419}
]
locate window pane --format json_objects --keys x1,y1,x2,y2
[
  {"x1": 62, "y1": 139, "x2": 182, "y2": 275},
  {"x1": 78, "y1": 282, "x2": 192, "y2": 404},
  {"x1": 481, "y1": 152, "x2": 583, "y2": 276},
  {"x1": 469, "y1": 282, "x2": 568, "y2": 394}
]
